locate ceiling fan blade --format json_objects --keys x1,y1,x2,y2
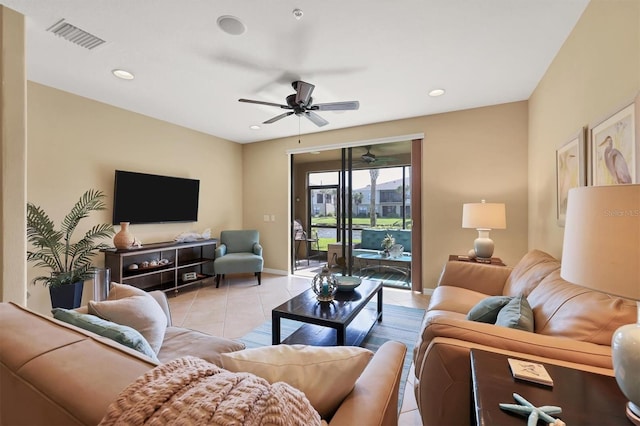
[
  {"x1": 304, "y1": 111, "x2": 329, "y2": 127},
  {"x1": 264, "y1": 111, "x2": 294, "y2": 124},
  {"x1": 312, "y1": 101, "x2": 360, "y2": 111},
  {"x1": 294, "y1": 81, "x2": 315, "y2": 105},
  {"x1": 239, "y1": 98, "x2": 289, "y2": 109}
]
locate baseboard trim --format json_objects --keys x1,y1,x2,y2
[{"x1": 263, "y1": 268, "x2": 288, "y2": 276}]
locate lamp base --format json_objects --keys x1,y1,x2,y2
[
  {"x1": 612, "y1": 303, "x2": 640, "y2": 425},
  {"x1": 474, "y1": 229, "x2": 494, "y2": 259},
  {"x1": 627, "y1": 403, "x2": 640, "y2": 426}
]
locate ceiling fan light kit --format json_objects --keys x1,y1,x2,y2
[{"x1": 239, "y1": 80, "x2": 360, "y2": 127}]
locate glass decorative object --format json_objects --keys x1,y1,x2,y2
[
  {"x1": 389, "y1": 244, "x2": 404, "y2": 258},
  {"x1": 311, "y1": 265, "x2": 338, "y2": 302}
]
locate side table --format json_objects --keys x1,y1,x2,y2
[
  {"x1": 470, "y1": 349, "x2": 630, "y2": 425},
  {"x1": 449, "y1": 254, "x2": 506, "y2": 266}
]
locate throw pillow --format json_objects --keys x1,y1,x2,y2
[
  {"x1": 52, "y1": 308, "x2": 159, "y2": 362},
  {"x1": 495, "y1": 294, "x2": 534, "y2": 332},
  {"x1": 467, "y1": 296, "x2": 513, "y2": 323},
  {"x1": 219, "y1": 344, "x2": 373, "y2": 419},
  {"x1": 88, "y1": 282, "x2": 167, "y2": 354}
]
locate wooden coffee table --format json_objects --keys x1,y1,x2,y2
[
  {"x1": 271, "y1": 279, "x2": 383, "y2": 346},
  {"x1": 470, "y1": 349, "x2": 630, "y2": 425}
]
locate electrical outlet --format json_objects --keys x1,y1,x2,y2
[
  {"x1": 270, "y1": 215, "x2": 276, "y2": 222},
  {"x1": 263, "y1": 215, "x2": 269, "y2": 222}
]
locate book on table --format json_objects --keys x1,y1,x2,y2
[{"x1": 507, "y1": 358, "x2": 554, "y2": 387}]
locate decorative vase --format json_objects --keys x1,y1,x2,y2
[
  {"x1": 311, "y1": 265, "x2": 338, "y2": 302},
  {"x1": 113, "y1": 222, "x2": 135, "y2": 249}
]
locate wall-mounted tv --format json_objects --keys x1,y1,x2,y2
[{"x1": 112, "y1": 170, "x2": 200, "y2": 225}]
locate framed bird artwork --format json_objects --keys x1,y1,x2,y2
[
  {"x1": 590, "y1": 100, "x2": 636, "y2": 186},
  {"x1": 556, "y1": 128, "x2": 586, "y2": 226}
]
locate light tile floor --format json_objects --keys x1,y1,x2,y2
[{"x1": 166, "y1": 271, "x2": 429, "y2": 426}]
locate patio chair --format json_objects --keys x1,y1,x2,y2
[
  {"x1": 293, "y1": 219, "x2": 319, "y2": 268},
  {"x1": 214, "y1": 230, "x2": 263, "y2": 287}
]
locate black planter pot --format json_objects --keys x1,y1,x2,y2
[{"x1": 49, "y1": 281, "x2": 84, "y2": 309}]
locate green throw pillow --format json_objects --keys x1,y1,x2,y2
[
  {"x1": 467, "y1": 296, "x2": 513, "y2": 323},
  {"x1": 495, "y1": 294, "x2": 534, "y2": 332},
  {"x1": 52, "y1": 308, "x2": 159, "y2": 362}
]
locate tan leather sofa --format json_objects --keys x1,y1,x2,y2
[
  {"x1": 413, "y1": 249, "x2": 637, "y2": 426},
  {"x1": 0, "y1": 300, "x2": 406, "y2": 426}
]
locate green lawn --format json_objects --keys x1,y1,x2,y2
[{"x1": 311, "y1": 217, "x2": 412, "y2": 228}]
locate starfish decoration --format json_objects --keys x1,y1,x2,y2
[{"x1": 499, "y1": 393, "x2": 566, "y2": 426}]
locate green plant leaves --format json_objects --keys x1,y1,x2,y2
[{"x1": 26, "y1": 189, "x2": 115, "y2": 287}]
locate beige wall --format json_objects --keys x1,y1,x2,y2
[
  {"x1": 243, "y1": 101, "x2": 530, "y2": 289},
  {"x1": 25, "y1": 83, "x2": 243, "y2": 314},
  {"x1": 9, "y1": 0, "x2": 633, "y2": 311},
  {"x1": 0, "y1": 6, "x2": 27, "y2": 305},
  {"x1": 528, "y1": 0, "x2": 640, "y2": 257}
]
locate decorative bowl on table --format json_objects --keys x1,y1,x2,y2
[{"x1": 336, "y1": 275, "x2": 362, "y2": 292}]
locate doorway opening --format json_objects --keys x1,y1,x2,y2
[{"x1": 291, "y1": 140, "x2": 421, "y2": 291}]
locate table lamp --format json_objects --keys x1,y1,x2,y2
[
  {"x1": 462, "y1": 200, "x2": 506, "y2": 259},
  {"x1": 560, "y1": 184, "x2": 640, "y2": 424}
]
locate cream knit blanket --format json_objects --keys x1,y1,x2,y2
[{"x1": 100, "y1": 356, "x2": 321, "y2": 425}]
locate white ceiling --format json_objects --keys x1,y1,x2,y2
[{"x1": 2, "y1": 0, "x2": 589, "y2": 144}]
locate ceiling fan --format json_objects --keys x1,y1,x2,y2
[
  {"x1": 238, "y1": 80, "x2": 359, "y2": 127},
  {"x1": 357, "y1": 145, "x2": 397, "y2": 166}
]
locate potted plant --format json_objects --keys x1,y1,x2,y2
[
  {"x1": 381, "y1": 233, "x2": 395, "y2": 257},
  {"x1": 27, "y1": 189, "x2": 115, "y2": 309}
]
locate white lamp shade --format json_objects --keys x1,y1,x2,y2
[
  {"x1": 560, "y1": 184, "x2": 640, "y2": 300},
  {"x1": 462, "y1": 202, "x2": 506, "y2": 230}
]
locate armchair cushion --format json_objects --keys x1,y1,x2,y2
[{"x1": 221, "y1": 229, "x2": 260, "y2": 254}]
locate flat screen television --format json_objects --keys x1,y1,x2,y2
[{"x1": 112, "y1": 170, "x2": 200, "y2": 224}]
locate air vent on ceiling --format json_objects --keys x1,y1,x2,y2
[{"x1": 46, "y1": 18, "x2": 106, "y2": 50}]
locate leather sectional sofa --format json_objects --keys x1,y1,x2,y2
[
  {"x1": 413, "y1": 249, "x2": 637, "y2": 426},
  {"x1": 1, "y1": 293, "x2": 406, "y2": 425}
]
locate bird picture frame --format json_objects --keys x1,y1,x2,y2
[
  {"x1": 556, "y1": 127, "x2": 586, "y2": 226},
  {"x1": 590, "y1": 99, "x2": 636, "y2": 186}
]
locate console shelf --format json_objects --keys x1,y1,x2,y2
[{"x1": 102, "y1": 239, "x2": 218, "y2": 293}]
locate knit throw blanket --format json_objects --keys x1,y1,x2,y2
[{"x1": 100, "y1": 356, "x2": 321, "y2": 426}]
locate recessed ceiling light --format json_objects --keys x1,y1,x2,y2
[
  {"x1": 249, "y1": 125, "x2": 261, "y2": 130},
  {"x1": 429, "y1": 88, "x2": 446, "y2": 97},
  {"x1": 112, "y1": 69, "x2": 134, "y2": 80},
  {"x1": 217, "y1": 15, "x2": 246, "y2": 35}
]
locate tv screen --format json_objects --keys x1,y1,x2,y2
[{"x1": 113, "y1": 170, "x2": 200, "y2": 224}]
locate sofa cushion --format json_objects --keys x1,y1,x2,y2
[
  {"x1": 495, "y1": 294, "x2": 534, "y2": 332},
  {"x1": 219, "y1": 344, "x2": 373, "y2": 419},
  {"x1": 88, "y1": 283, "x2": 167, "y2": 354},
  {"x1": 51, "y1": 308, "x2": 159, "y2": 362},
  {"x1": 157, "y1": 326, "x2": 245, "y2": 365},
  {"x1": 429, "y1": 285, "x2": 490, "y2": 315},
  {"x1": 467, "y1": 296, "x2": 513, "y2": 323},
  {"x1": 502, "y1": 250, "x2": 560, "y2": 297},
  {"x1": 527, "y1": 270, "x2": 637, "y2": 345}
]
